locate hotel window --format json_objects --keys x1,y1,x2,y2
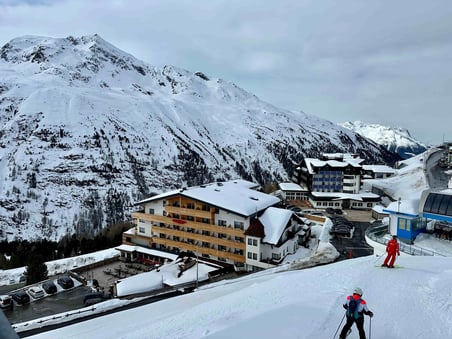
[
  {"x1": 253, "y1": 239, "x2": 258, "y2": 246},
  {"x1": 148, "y1": 208, "x2": 154, "y2": 215},
  {"x1": 218, "y1": 219, "x2": 227, "y2": 227},
  {"x1": 248, "y1": 252, "x2": 252, "y2": 259},
  {"x1": 253, "y1": 253, "x2": 257, "y2": 260},
  {"x1": 248, "y1": 238, "x2": 252, "y2": 245},
  {"x1": 234, "y1": 221, "x2": 244, "y2": 230},
  {"x1": 187, "y1": 202, "x2": 195, "y2": 209},
  {"x1": 139, "y1": 227, "x2": 145, "y2": 233}
]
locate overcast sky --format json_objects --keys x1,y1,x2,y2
[{"x1": 0, "y1": 0, "x2": 451, "y2": 145}]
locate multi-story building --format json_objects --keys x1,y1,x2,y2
[
  {"x1": 297, "y1": 157, "x2": 363, "y2": 194},
  {"x1": 125, "y1": 180, "x2": 311, "y2": 271},
  {"x1": 294, "y1": 154, "x2": 383, "y2": 210}
]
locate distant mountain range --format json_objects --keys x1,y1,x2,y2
[
  {"x1": 340, "y1": 121, "x2": 427, "y2": 159},
  {"x1": 0, "y1": 34, "x2": 397, "y2": 241}
]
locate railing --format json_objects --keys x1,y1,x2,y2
[{"x1": 366, "y1": 222, "x2": 445, "y2": 257}]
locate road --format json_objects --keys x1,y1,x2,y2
[{"x1": 329, "y1": 211, "x2": 375, "y2": 261}]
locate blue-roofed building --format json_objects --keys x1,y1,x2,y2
[{"x1": 383, "y1": 199, "x2": 427, "y2": 242}]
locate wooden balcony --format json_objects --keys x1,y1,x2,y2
[
  {"x1": 132, "y1": 212, "x2": 246, "y2": 237},
  {"x1": 152, "y1": 224, "x2": 246, "y2": 250},
  {"x1": 152, "y1": 237, "x2": 245, "y2": 263},
  {"x1": 165, "y1": 205, "x2": 213, "y2": 219}
]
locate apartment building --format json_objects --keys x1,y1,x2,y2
[
  {"x1": 126, "y1": 180, "x2": 306, "y2": 271},
  {"x1": 297, "y1": 157, "x2": 363, "y2": 194}
]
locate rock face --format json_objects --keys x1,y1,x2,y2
[
  {"x1": 341, "y1": 121, "x2": 427, "y2": 159},
  {"x1": 0, "y1": 35, "x2": 397, "y2": 241}
]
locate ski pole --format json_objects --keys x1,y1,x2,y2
[
  {"x1": 333, "y1": 312, "x2": 346, "y2": 339},
  {"x1": 374, "y1": 253, "x2": 384, "y2": 264},
  {"x1": 369, "y1": 315, "x2": 372, "y2": 339}
]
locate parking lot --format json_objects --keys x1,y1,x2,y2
[{"x1": 329, "y1": 209, "x2": 375, "y2": 261}]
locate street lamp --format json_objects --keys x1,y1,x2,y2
[{"x1": 195, "y1": 249, "x2": 199, "y2": 288}]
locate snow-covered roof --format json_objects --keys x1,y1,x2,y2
[
  {"x1": 137, "y1": 180, "x2": 280, "y2": 217},
  {"x1": 260, "y1": 207, "x2": 293, "y2": 245},
  {"x1": 310, "y1": 191, "x2": 380, "y2": 201},
  {"x1": 116, "y1": 258, "x2": 219, "y2": 297},
  {"x1": 383, "y1": 199, "x2": 420, "y2": 216},
  {"x1": 278, "y1": 182, "x2": 308, "y2": 191},
  {"x1": 115, "y1": 245, "x2": 178, "y2": 261},
  {"x1": 362, "y1": 165, "x2": 396, "y2": 174},
  {"x1": 372, "y1": 205, "x2": 388, "y2": 214},
  {"x1": 304, "y1": 158, "x2": 361, "y2": 174}
]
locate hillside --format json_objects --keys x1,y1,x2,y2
[
  {"x1": 0, "y1": 35, "x2": 397, "y2": 241},
  {"x1": 27, "y1": 255, "x2": 452, "y2": 339},
  {"x1": 341, "y1": 121, "x2": 427, "y2": 159}
]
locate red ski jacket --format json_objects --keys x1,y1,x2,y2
[{"x1": 386, "y1": 239, "x2": 400, "y2": 255}]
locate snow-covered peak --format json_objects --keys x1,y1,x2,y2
[{"x1": 341, "y1": 121, "x2": 427, "y2": 159}]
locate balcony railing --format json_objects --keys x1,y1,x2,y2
[
  {"x1": 152, "y1": 224, "x2": 246, "y2": 250},
  {"x1": 132, "y1": 212, "x2": 246, "y2": 237},
  {"x1": 165, "y1": 205, "x2": 213, "y2": 218},
  {"x1": 152, "y1": 237, "x2": 245, "y2": 263}
]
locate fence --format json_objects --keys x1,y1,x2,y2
[{"x1": 365, "y1": 222, "x2": 445, "y2": 257}]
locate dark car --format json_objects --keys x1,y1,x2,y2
[
  {"x1": 57, "y1": 276, "x2": 74, "y2": 289},
  {"x1": 10, "y1": 290, "x2": 30, "y2": 305},
  {"x1": 42, "y1": 281, "x2": 57, "y2": 294},
  {"x1": 83, "y1": 292, "x2": 111, "y2": 306},
  {"x1": 326, "y1": 208, "x2": 335, "y2": 214}
]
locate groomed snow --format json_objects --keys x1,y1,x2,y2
[{"x1": 27, "y1": 255, "x2": 452, "y2": 339}]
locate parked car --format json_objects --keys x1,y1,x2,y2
[
  {"x1": 28, "y1": 286, "x2": 45, "y2": 299},
  {"x1": 42, "y1": 281, "x2": 57, "y2": 294},
  {"x1": 83, "y1": 292, "x2": 111, "y2": 306},
  {"x1": 0, "y1": 295, "x2": 12, "y2": 309},
  {"x1": 326, "y1": 208, "x2": 335, "y2": 214},
  {"x1": 57, "y1": 276, "x2": 74, "y2": 289},
  {"x1": 10, "y1": 290, "x2": 30, "y2": 305}
]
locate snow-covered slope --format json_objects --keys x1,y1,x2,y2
[
  {"x1": 0, "y1": 35, "x2": 397, "y2": 241},
  {"x1": 341, "y1": 121, "x2": 427, "y2": 159},
  {"x1": 27, "y1": 255, "x2": 452, "y2": 339}
]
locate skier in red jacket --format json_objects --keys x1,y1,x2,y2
[{"x1": 382, "y1": 235, "x2": 400, "y2": 268}]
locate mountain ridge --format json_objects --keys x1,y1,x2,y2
[
  {"x1": 340, "y1": 120, "x2": 427, "y2": 159},
  {"x1": 0, "y1": 34, "x2": 398, "y2": 241}
]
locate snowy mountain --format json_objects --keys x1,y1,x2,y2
[
  {"x1": 0, "y1": 35, "x2": 397, "y2": 241},
  {"x1": 341, "y1": 121, "x2": 427, "y2": 159}
]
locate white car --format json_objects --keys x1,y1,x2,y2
[
  {"x1": 28, "y1": 286, "x2": 45, "y2": 299},
  {"x1": 0, "y1": 294, "x2": 12, "y2": 309}
]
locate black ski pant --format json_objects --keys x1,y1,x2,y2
[{"x1": 339, "y1": 315, "x2": 366, "y2": 339}]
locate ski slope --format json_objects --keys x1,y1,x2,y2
[{"x1": 29, "y1": 255, "x2": 452, "y2": 339}]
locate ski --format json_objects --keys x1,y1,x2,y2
[{"x1": 375, "y1": 264, "x2": 404, "y2": 268}]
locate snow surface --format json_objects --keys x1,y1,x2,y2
[
  {"x1": 341, "y1": 121, "x2": 427, "y2": 155},
  {"x1": 26, "y1": 255, "x2": 452, "y2": 339},
  {"x1": 363, "y1": 152, "x2": 429, "y2": 200}
]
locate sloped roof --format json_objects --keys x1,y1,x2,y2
[
  {"x1": 136, "y1": 179, "x2": 280, "y2": 217},
  {"x1": 260, "y1": 207, "x2": 293, "y2": 245},
  {"x1": 304, "y1": 158, "x2": 362, "y2": 174}
]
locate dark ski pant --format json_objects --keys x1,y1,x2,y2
[{"x1": 339, "y1": 316, "x2": 366, "y2": 339}]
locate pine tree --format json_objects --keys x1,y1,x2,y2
[{"x1": 25, "y1": 253, "x2": 48, "y2": 285}]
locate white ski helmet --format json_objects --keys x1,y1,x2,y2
[{"x1": 353, "y1": 287, "x2": 363, "y2": 296}]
